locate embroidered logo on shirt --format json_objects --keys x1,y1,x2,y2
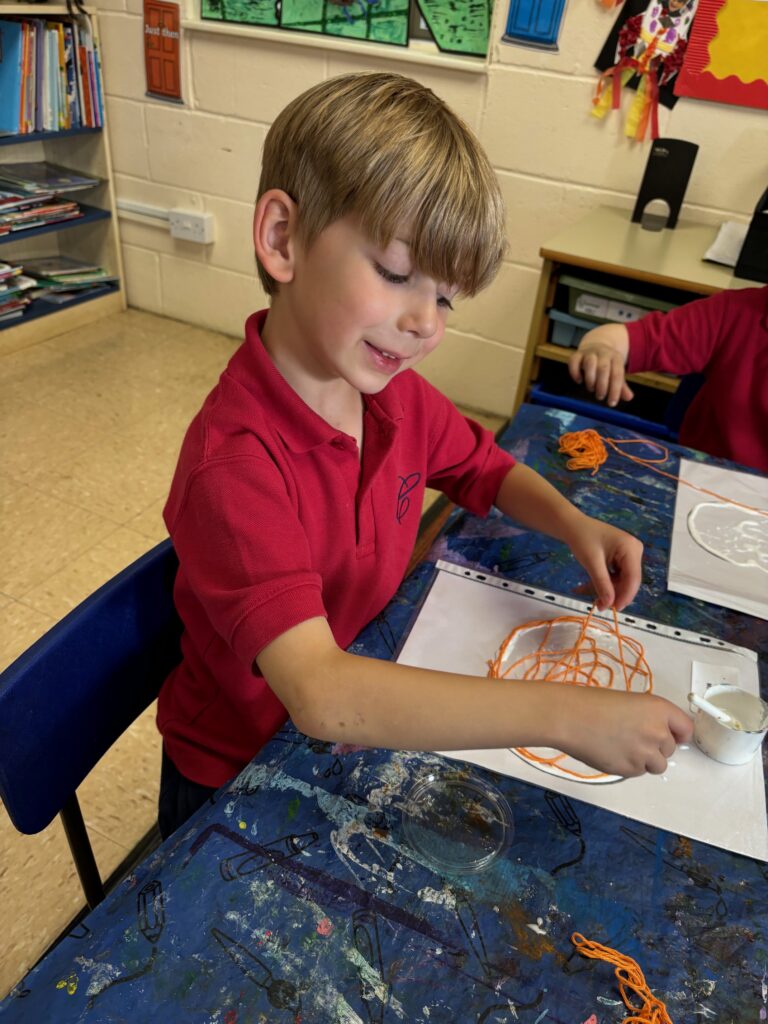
[{"x1": 396, "y1": 473, "x2": 421, "y2": 523}]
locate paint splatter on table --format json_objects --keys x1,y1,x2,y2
[{"x1": 2, "y1": 405, "x2": 766, "y2": 1022}]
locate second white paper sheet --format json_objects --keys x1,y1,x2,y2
[
  {"x1": 397, "y1": 562, "x2": 768, "y2": 860},
  {"x1": 668, "y1": 458, "x2": 768, "y2": 620}
]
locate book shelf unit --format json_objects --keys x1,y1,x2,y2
[{"x1": 0, "y1": 7, "x2": 125, "y2": 353}]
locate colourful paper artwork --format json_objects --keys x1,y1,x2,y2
[
  {"x1": 674, "y1": 0, "x2": 768, "y2": 110},
  {"x1": 503, "y1": 0, "x2": 569, "y2": 50},
  {"x1": 199, "y1": 0, "x2": 494, "y2": 57},
  {"x1": 592, "y1": 0, "x2": 699, "y2": 141}
]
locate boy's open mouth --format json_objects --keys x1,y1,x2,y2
[{"x1": 364, "y1": 340, "x2": 405, "y2": 372}]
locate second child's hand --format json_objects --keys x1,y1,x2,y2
[{"x1": 568, "y1": 323, "x2": 634, "y2": 407}]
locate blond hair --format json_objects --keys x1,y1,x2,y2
[{"x1": 256, "y1": 72, "x2": 505, "y2": 297}]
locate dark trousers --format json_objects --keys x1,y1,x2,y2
[{"x1": 158, "y1": 746, "x2": 217, "y2": 840}]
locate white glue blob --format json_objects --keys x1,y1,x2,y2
[{"x1": 687, "y1": 502, "x2": 768, "y2": 574}]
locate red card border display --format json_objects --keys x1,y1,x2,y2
[{"x1": 674, "y1": 0, "x2": 768, "y2": 110}]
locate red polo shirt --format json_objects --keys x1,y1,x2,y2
[
  {"x1": 626, "y1": 286, "x2": 768, "y2": 472},
  {"x1": 158, "y1": 310, "x2": 515, "y2": 786}
]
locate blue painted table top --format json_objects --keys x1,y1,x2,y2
[{"x1": 3, "y1": 404, "x2": 767, "y2": 1023}]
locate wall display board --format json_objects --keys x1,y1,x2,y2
[{"x1": 199, "y1": 0, "x2": 494, "y2": 56}]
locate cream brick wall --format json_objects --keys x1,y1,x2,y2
[{"x1": 94, "y1": 1, "x2": 767, "y2": 416}]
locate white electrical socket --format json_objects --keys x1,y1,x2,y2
[{"x1": 169, "y1": 209, "x2": 215, "y2": 245}]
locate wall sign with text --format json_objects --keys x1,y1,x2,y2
[{"x1": 144, "y1": 0, "x2": 183, "y2": 102}]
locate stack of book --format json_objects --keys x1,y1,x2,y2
[
  {"x1": 0, "y1": 261, "x2": 36, "y2": 322},
  {"x1": 0, "y1": 15, "x2": 104, "y2": 136},
  {"x1": 22, "y1": 255, "x2": 118, "y2": 305},
  {"x1": 0, "y1": 161, "x2": 99, "y2": 193},
  {"x1": 0, "y1": 162, "x2": 100, "y2": 236}
]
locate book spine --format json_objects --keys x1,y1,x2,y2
[
  {"x1": 64, "y1": 25, "x2": 80, "y2": 129},
  {"x1": 57, "y1": 24, "x2": 69, "y2": 129}
]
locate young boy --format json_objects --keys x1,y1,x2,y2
[
  {"x1": 567, "y1": 286, "x2": 768, "y2": 472},
  {"x1": 157, "y1": 73, "x2": 692, "y2": 838}
]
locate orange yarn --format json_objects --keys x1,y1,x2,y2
[
  {"x1": 571, "y1": 932, "x2": 673, "y2": 1023},
  {"x1": 487, "y1": 606, "x2": 652, "y2": 780},
  {"x1": 559, "y1": 428, "x2": 768, "y2": 518}
]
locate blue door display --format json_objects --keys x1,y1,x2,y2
[{"x1": 504, "y1": 0, "x2": 568, "y2": 50}]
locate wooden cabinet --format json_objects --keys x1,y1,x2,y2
[
  {"x1": 0, "y1": 6, "x2": 125, "y2": 354},
  {"x1": 515, "y1": 207, "x2": 759, "y2": 435}
]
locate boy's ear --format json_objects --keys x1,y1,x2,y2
[{"x1": 253, "y1": 189, "x2": 298, "y2": 286}]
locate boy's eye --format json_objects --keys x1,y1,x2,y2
[
  {"x1": 375, "y1": 261, "x2": 455, "y2": 311},
  {"x1": 374, "y1": 261, "x2": 409, "y2": 285}
]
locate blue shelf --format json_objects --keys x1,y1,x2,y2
[
  {"x1": 0, "y1": 282, "x2": 120, "y2": 333},
  {"x1": 0, "y1": 127, "x2": 102, "y2": 148},
  {"x1": 0, "y1": 202, "x2": 110, "y2": 245}
]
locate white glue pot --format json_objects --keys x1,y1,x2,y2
[{"x1": 688, "y1": 684, "x2": 768, "y2": 766}]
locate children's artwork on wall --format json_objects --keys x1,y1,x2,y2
[
  {"x1": 592, "y1": 0, "x2": 699, "y2": 140},
  {"x1": 416, "y1": 0, "x2": 494, "y2": 56},
  {"x1": 396, "y1": 561, "x2": 768, "y2": 860},
  {"x1": 674, "y1": 0, "x2": 768, "y2": 110},
  {"x1": 199, "y1": 0, "x2": 493, "y2": 57},
  {"x1": 502, "y1": 0, "x2": 569, "y2": 50}
]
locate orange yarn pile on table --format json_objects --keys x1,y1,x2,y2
[
  {"x1": 487, "y1": 606, "x2": 652, "y2": 780},
  {"x1": 571, "y1": 932, "x2": 673, "y2": 1023},
  {"x1": 558, "y1": 428, "x2": 768, "y2": 518}
]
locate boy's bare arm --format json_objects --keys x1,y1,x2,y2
[
  {"x1": 493, "y1": 463, "x2": 643, "y2": 611},
  {"x1": 568, "y1": 323, "x2": 634, "y2": 407},
  {"x1": 256, "y1": 616, "x2": 693, "y2": 777}
]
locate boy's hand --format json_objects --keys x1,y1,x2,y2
[
  {"x1": 569, "y1": 324, "x2": 634, "y2": 407},
  {"x1": 564, "y1": 514, "x2": 643, "y2": 611},
  {"x1": 556, "y1": 687, "x2": 694, "y2": 778}
]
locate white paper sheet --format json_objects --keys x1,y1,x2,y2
[
  {"x1": 397, "y1": 562, "x2": 768, "y2": 860},
  {"x1": 668, "y1": 459, "x2": 768, "y2": 620}
]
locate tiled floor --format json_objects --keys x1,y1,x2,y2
[{"x1": 0, "y1": 309, "x2": 505, "y2": 997}]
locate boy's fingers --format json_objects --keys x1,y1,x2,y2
[
  {"x1": 595, "y1": 363, "x2": 612, "y2": 402},
  {"x1": 645, "y1": 750, "x2": 667, "y2": 775},
  {"x1": 607, "y1": 367, "x2": 626, "y2": 407},
  {"x1": 659, "y1": 733, "x2": 677, "y2": 758},
  {"x1": 581, "y1": 354, "x2": 598, "y2": 392},
  {"x1": 586, "y1": 561, "x2": 615, "y2": 610},
  {"x1": 568, "y1": 351, "x2": 584, "y2": 383},
  {"x1": 622, "y1": 382, "x2": 635, "y2": 402},
  {"x1": 670, "y1": 708, "x2": 694, "y2": 742}
]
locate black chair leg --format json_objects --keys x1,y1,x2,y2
[{"x1": 60, "y1": 794, "x2": 105, "y2": 910}]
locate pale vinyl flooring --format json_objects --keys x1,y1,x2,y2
[{"x1": 0, "y1": 308, "x2": 505, "y2": 997}]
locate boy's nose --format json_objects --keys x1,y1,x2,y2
[{"x1": 398, "y1": 288, "x2": 438, "y2": 339}]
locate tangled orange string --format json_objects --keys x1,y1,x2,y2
[
  {"x1": 559, "y1": 429, "x2": 768, "y2": 518},
  {"x1": 487, "y1": 606, "x2": 652, "y2": 780},
  {"x1": 572, "y1": 932, "x2": 673, "y2": 1023}
]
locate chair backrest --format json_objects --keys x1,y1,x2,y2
[{"x1": 0, "y1": 539, "x2": 181, "y2": 836}]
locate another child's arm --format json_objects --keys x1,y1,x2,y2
[{"x1": 568, "y1": 323, "x2": 634, "y2": 407}]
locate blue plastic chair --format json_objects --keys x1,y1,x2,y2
[{"x1": 0, "y1": 539, "x2": 182, "y2": 909}]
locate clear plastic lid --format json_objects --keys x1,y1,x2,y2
[{"x1": 402, "y1": 769, "x2": 514, "y2": 874}]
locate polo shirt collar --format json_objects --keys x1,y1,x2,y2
[{"x1": 232, "y1": 310, "x2": 404, "y2": 454}]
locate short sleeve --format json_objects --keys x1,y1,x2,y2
[
  {"x1": 420, "y1": 382, "x2": 515, "y2": 515},
  {"x1": 167, "y1": 455, "x2": 327, "y2": 667}
]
